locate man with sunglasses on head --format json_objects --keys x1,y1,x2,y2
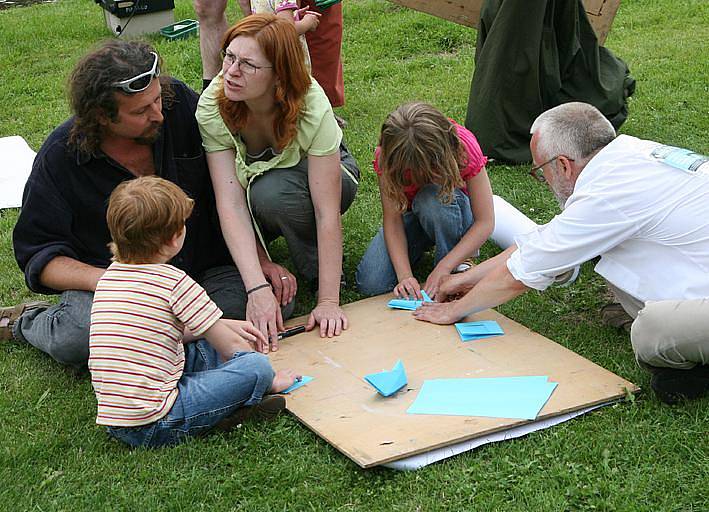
[
  {"x1": 413, "y1": 102, "x2": 709, "y2": 406},
  {"x1": 2, "y1": 40, "x2": 255, "y2": 369}
]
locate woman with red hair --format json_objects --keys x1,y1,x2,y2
[{"x1": 197, "y1": 14, "x2": 359, "y2": 347}]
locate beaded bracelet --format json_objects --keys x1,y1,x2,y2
[{"x1": 246, "y1": 283, "x2": 271, "y2": 295}]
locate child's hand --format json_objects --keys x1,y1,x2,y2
[
  {"x1": 297, "y1": 7, "x2": 321, "y2": 32},
  {"x1": 393, "y1": 276, "x2": 422, "y2": 300},
  {"x1": 222, "y1": 319, "x2": 268, "y2": 353},
  {"x1": 423, "y1": 268, "x2": 449, "y2": 300}
]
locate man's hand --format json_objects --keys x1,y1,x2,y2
[
  {"x1": 393, "y1": 276, "x2": 422, "y2": 300},
  {"x1": 412, "y1": 300, "x2": 464, "y2": 325},
  {"x1": 261, "y1": 260, "x2": 297, "y2": 306},
  {"x1": 305, "y1": 299, "x2": 348, "y2": 338},
  {"x1": 437, "y1": 273, "x2": 474, "y2": 302}
]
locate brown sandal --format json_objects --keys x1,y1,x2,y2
[{"x1": 0, "y1": 301, "x2": 51, "y2": 341}]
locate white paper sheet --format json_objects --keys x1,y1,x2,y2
[
  {"x1": 383, "y1": 403, "x2": 607, "y2": 470},
  {"x1": 0, "y1": 136, "x2": 35, "y2": 209}
]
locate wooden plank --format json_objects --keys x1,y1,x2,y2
[
  {"x1": 271, "y1": 295, "x2": 639, "y2": 468},
  {"x1": 389, "y1": 0, "x2": 621, "y2": 45}
]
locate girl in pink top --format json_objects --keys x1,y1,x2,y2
[{"x1": 356, "y1": 102, "x2": 494, "y2": 300}]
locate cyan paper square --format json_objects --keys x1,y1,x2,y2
[{"x1": 407, "y1": 376, "x2": 557, "y2": 420}]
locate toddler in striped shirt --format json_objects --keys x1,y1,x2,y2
[{"x1": 89, "y1": 176, "x2": 299, "y2": 447}]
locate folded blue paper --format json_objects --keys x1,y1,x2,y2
[
  {"x1": 364, "y1": 360, "x2": 408, "y2": 397},
  {"x1": 455, "y1": 320, "x2": 504, "y2": 341},
  {"x1": 280, "y1": 375, "x2": 314, "y2": 394},
  {"x1": 407, "y1": 376, "x2": 557, "y2": 420},
  {"x1": 387, "y1": 290, "x2": 433, "y2": 310}
]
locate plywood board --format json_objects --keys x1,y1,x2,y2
[
  {"x1": 270, "y1": 295, "x2": 639, "y2": 468},
  {"x1": 389, "y1": 0, "x2": 621, "y2": 45}
]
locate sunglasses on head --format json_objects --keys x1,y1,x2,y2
[{"x1": 112, "y1": 52, "x2": 160, "y2": 94}]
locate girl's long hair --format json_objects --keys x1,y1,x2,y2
[
  {"x1": 378, "y1": 102, "x2": 467, "y2": 212},
  {"x1": 217, "y1": 14, "x2": 310, "y2": 150}
]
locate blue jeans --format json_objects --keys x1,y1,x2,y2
[
  {"x1": 356, "y1": 184, "x2": 473, "y2": 296},
  {"x1": 106, "y1": 341, "x2": 274, "y2": 448},
  {"x1": 13, "y1": 265, "x2": 294, "y2": 369}
]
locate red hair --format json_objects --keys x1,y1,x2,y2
[{"x1": 217, "y1": 14, "x2": 311, "y2": 151}]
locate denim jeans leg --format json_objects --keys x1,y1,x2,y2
[
  {"x1": 13, "y1": 290, "x2": 94, "y2": 368},
  {"x1": 411, "y1": 184, "x2": 474, "y2": 265},
  {"x1": 107, "y1": 342, "x2": 275, "y2": 447},
  {"x1": 355, "y1": 213, "x2": 433, "y2": 296}
]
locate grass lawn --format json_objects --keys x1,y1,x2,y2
[{"x1": 1, "y1": 0, "x2": 708, "y2": 510}]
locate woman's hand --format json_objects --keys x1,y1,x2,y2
[
  {"x1": 306, "y1": 299, "x2": 349, "y2": 338},
  {"x1": 393, "y1": 276, "x2": 422, "y2": 300},
  {"x1": 246, "y1": 286, "x2": 284, "y2": 352},
  {"x1": 261, "y1": 260, "x2": 297, "y2": 306}
]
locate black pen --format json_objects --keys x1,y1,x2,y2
[{"x1": 277, "y1": 324, "x2": 306, "y2": 341}]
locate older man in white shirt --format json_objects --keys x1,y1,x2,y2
[{"x1": 414, "y1": 102, "x2": 709, "y2": 405}]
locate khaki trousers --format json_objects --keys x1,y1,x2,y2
[{"x1": 609, "y1": 284, "x2": 709, "y2": 370}]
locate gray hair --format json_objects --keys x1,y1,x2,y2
[{"x1": 530, "y1": 102, "x2": 616, "y2": 165}]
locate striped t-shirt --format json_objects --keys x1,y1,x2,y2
[{"x1": 89, "y1": 262, "x2": 222, "y2": 427}]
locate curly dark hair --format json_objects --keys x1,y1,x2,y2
[{"x1": 67, "y1": 40, "x2": 173, "y2": 157}]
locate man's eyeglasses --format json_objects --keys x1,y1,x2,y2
[
  {"x1": 529, "y1": 155, "x2": 574, "y2": 183},
  {"x1": 221, "y1": 51, "x2": 272, "y2": 75},
  {"x1": 112, "y1": 52, "x2": 161, "y2": 94}
]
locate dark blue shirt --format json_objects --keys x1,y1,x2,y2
[{"x1": 13, "y1": 79, "x2": 231, "y2": 294}]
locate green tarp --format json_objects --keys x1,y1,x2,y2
[{"x1": 465, "y1": 0, "x2": 635, "y2": 163}]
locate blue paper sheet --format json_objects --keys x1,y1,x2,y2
[
  {"x1": 280, "y1": 375, "x2": 314, "y2": 394},
  {"x1": 407, "y1": 376, "x2": 557, "y2": 420},
  {"x1": 455, "y1": 320, "x2": 504, "y2": 341},
  {"x1": 364, "y1": 360, "x2": 408, "y2": 397},
  {"x1": 387, "y1": 290, "x2": 433, "y2": 310}
]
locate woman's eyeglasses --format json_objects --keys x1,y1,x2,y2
[
  {"x1": 221, "y1": 50, "x2": 272, "y2": 75},
  {"x1": 112, "y1": 52, "x2": 160, "y2": 94}
]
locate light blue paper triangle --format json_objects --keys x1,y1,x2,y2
[
  {"x1": 364, "y1": 360, "x2": 408, "y2": 397},
  {"x1": 280, "y1": 375, "x2": 314, "y2": 394}
]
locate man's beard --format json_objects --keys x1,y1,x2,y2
[
  {"x1": 550, "y1": 176, "x2": 574, "y2": 210},
  {"x1": 134, "y1": 122, "x2": 162, "y2": 145}
]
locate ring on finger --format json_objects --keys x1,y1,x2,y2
[{"x1": 280, "y1": 276, "x2": 288, "y2": 281}]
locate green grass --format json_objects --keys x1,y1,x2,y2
[{"x1": 1, "y1": 0, "x2": 708, "y2": 510}]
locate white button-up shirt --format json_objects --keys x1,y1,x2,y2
[{"x1": 507, "y1": 135, "x2": 709, "y2": 302}]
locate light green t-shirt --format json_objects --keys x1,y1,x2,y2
[{"x1": 196, "y1": 72, "x2": 342, "y2": 189}]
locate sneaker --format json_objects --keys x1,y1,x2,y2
[
  {"x1": 0, "y1": 301, "x2": 52, "y2": 342},
  {"x1": 452, "y1": 258, "x2": 476, "y2": 274},
  {"x1": 649, "y1": 365, "x2": 709, "y2": 405},
  {"x1": 600, "y1": 303, "x2": 633, "y2": 333},
  {"x1": 214, "y1": 395, "x2": 286, "y2": 432}
]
